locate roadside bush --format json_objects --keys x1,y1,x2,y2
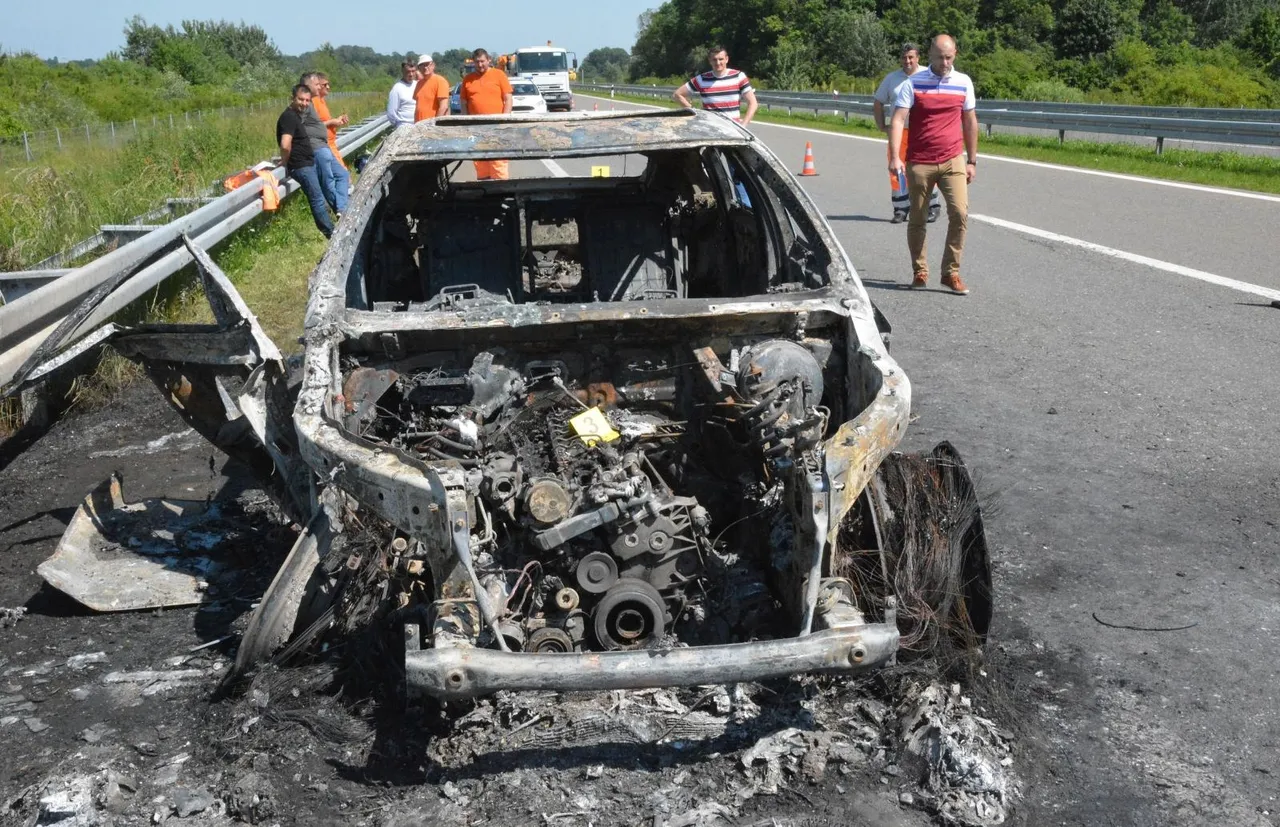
[
  {"x1": 1021, "y1": 79, "x2": 1087, "y2": 102},
  {"x1": 763, "y1": 35, "x2": 814, "y2": 90},
  {"x1": 819, "y1": 11, "x2": 893, "y2": 79},
  {"x1": 1053, "y1": 0, "x2": 1126, "y2": 59},
  {"x1": 966, "y1": 48, "x2": 1049, "y2": 98}
]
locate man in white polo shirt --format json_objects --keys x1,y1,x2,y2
[
  {"x1": 386, "y1": 58, "x2": 420, "y2": 128},
  {"x1": 873, "y1": 43, "x2": 941, "y2": 224},
  {"x1": 673, "y1": 45, "x2": 758, "y2": 125},
  {"x1": 888, "y1": 34, "x2": 979, "y2": 295}
]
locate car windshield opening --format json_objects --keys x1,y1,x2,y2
[{"x1": 349, "y1": 147, "x2": 832, "y2": 311}]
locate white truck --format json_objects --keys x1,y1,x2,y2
[{"x1": 507, "y1": 43, "x2": 578, "y2": 112}]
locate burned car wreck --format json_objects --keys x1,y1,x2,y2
[{"x1": 6, "y1": 110, "x2": 991, "y2": 702}]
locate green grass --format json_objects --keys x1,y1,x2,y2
[
  {"x1": 189, "y1": 194, "x2": 330, "y2": 351},
  {"x1": 0, "y1": 93, "x2": 384, "y2": 270},
  {"x1": 596, "y1": 92, "x2": 1280, "y2": 195},
  {"x1": 0, "y1": 95, "x2": 384, "y2": 436}
]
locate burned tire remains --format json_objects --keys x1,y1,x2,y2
[{"x1": 836, "y1": 442, "x2": 993, "y2": 659}]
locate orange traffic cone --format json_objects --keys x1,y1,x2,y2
[{"x1": 800, "y1": 142, "x2": 818, "y2": 176}]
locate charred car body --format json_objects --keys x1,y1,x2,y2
[{"x1": 7, "y1": 111, "x2": 990, "y2": 701}]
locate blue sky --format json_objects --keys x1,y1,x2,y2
[{"x1": 5, "y1": 1, "x2": 657, "y2": 62}]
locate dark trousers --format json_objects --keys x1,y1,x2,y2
[{"x1": 289, "y1": 163, "x2": 334, "y2": 238}]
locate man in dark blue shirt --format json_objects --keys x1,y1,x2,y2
[{"x1": 276, "y1": 85, "x2": 334, "y2": 238}]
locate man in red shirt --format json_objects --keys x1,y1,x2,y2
[
  {"x1": 888, "y1": 34, "x2": 978, "y2": 295},
  {"x1": 460, "y1": 48, "x2": 513, "y2": 180}
]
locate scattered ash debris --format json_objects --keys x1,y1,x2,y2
[
  {"x1": 1, "y1": 606, "x2": 25, "y2": 630},
  {"x1": 896, "y1": 680, "x2": 1015, "y2": 825},
  {"x1": 218, "y1": 651, "x2": 1018, "y2": 825}
]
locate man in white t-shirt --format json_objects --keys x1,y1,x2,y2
[
  {"x1": 386, "y1": 59, "x2": 420, "y2": 128},
  {"x1": 873, "y1": 43, "x2": 940, "y2": 224}
]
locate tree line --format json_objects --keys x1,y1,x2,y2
[
  {"x1": 625, "y1": 0, "x2": 1280, "y2": 106},
  {"x1": 5, "y1": 5, "x2": 1279, "y2": 140}
]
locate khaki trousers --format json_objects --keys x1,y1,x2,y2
[{"x1": 906, "y1": 154, "x2": 968, "y2": 277}]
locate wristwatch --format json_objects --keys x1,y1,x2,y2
[{"x1": 966, "y1": 157, "x2": 977, "y2": 165}]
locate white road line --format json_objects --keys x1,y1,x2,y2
[
  {"x1": 971, "y1": 213, "x2": 1280, "y2": 302},
  {"x1": 976, "y1": 154, "x2": 1280, "y2": 204},
  {"x1": 576, "y1": 94, "x2": 1280, "y2": 204},
  {"x1": 541, "y1": 158, "x2": 570, "y2": 178}
]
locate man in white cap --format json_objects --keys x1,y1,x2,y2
[
  {"x1": 386, "y1": 57, "x2": 420, "y2": 127},
  {"x1": 414, "y1": 52, "x2": 450, "y2": 122}
]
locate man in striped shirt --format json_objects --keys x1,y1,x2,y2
[
  {"x1": 888, "y1": 34, "x2": 978, "y2": 295},
  {"x1": 673, "y1": 46, "x2": 758, "y2": 125}
]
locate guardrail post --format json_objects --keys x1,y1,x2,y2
[
  {"x1": 55, "y1": 127, "x2": 62, "y2": 150},
  {"x1": 169, "y1": 113, "x2": 175, "y2": 129},
  {"x1": 1156, "y1": 136, "x2": 1164, "y2": 155},
  {"x1": 986, "y1": 123, "x2": 992, "y2": 138},
  {"x1": 843, "y1": 111, "x2": 848, "y2": 124},
  {"x1": 22, "y1": 132, "x2": 32, "y2": 162},
  {"x1": 185, "y1": 111, "x2": 191, "y2": 125},
  {"x1": 1058, "y1": 129, "x2": 1065, "y2": 144}
]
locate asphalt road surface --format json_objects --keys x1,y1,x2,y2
[
  {"x1": 581, "y1": 95, "x2": 1280, "y2": 824},
  {"x1": 1, "y1": 101, "x2": 1277, "y2": 826}
]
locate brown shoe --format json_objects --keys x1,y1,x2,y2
[
  {"x1": 910, "y1": 271, "x2": 928, "y2": 290},
  {"x1": 941, "y1": 273, "x2": 970, "y2": 295}
]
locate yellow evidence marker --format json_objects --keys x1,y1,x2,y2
[
  {"x1": 569, "y1": 407, "x2": 620, "y2": 447},
  {"x1": 591, "y1": 165, "x2": 611, "y2": 177}
]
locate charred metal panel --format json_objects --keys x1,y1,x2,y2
[
  {"x1": 580, "y1": 203, "x2": 674, "y2": 300},
  {"x1": 423, "y1": 203, "x2": 522, "y2": 298}
]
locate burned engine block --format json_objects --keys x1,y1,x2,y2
[{"x1": 340, "y1": 338, "x2": 832, "y2": 655}]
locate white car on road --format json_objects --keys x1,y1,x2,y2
[{"x1": 510, "y1": 78, "x2": 549, "y2": 114}]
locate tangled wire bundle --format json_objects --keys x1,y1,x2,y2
[{"x1": 836, "y1": 443, "x2": 992, "y2": 660}]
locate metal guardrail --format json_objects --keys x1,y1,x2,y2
[
  {"x1": 579, "y1": 84, "x2": 1280, "y2": 149},
  {"x1": 0, "y1": 115, "x2": 391, "y2": 389}
]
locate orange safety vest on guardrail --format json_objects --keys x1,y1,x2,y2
[{"x1": 222, "y1": 164, "x2": 280, "y2": 211}]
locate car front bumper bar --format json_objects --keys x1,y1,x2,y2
[{"x1": 405, "y1": 624, "x2": 898, "y2": 699}]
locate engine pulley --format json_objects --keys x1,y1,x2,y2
[
  {"x1": 576, "y1": 551, "x2": 619, "y2": 594},
  {"x1": 528, "y1": 627, "x2": 575, "y2": 653},
  {"x1": 592, "y1": 578, "x2": 668, "y2": 650}
]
